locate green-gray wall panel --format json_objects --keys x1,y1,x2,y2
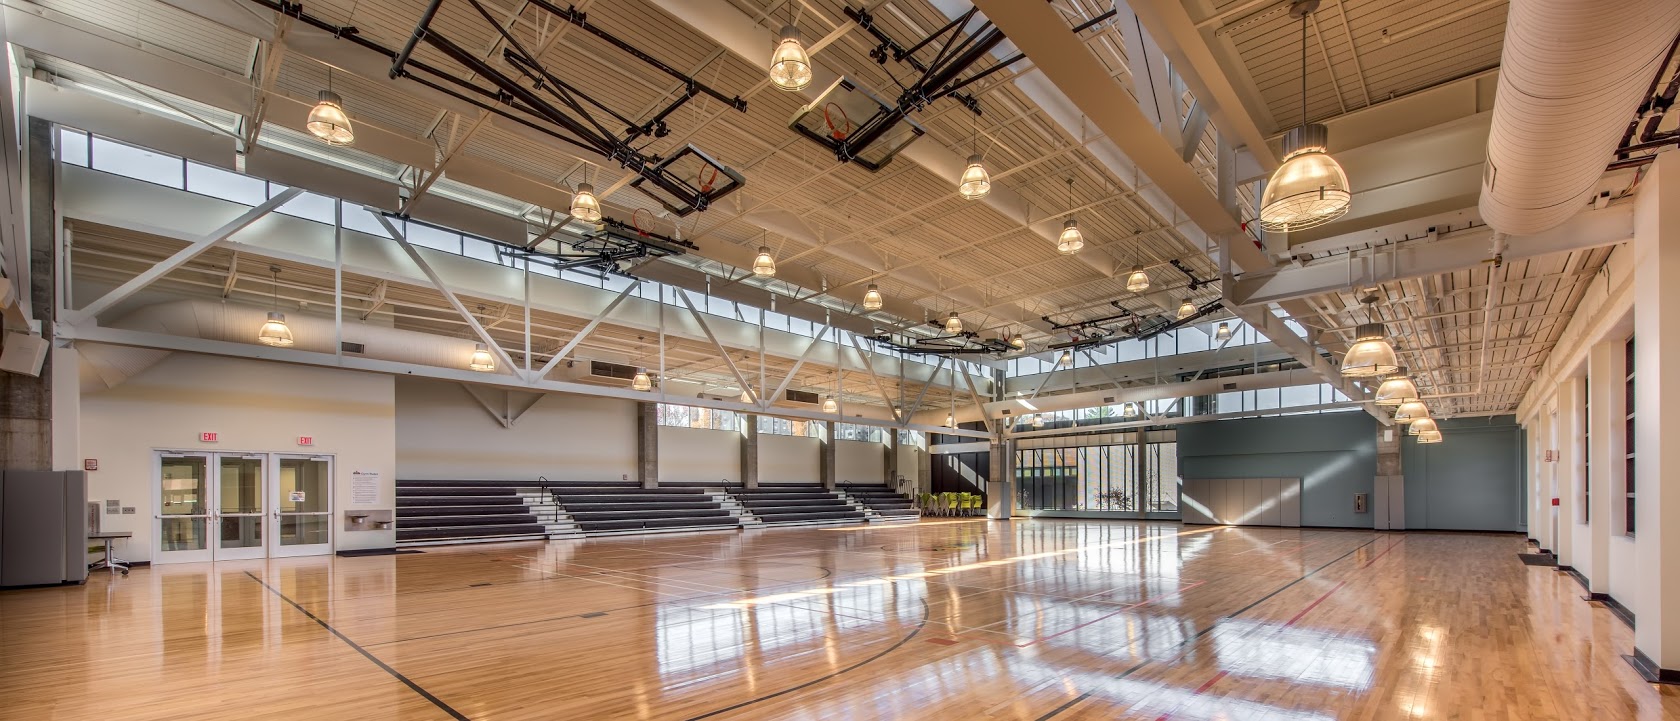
[
  {"x1": 1178, "y1": 412, "x2": 1377, "y2": 528},
  {"x1": 1401, "y1": 416, "x2": 1525, "y2": 531}
]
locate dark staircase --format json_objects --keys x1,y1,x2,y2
[
  {"x1": 549, "y1": 484, "x2": 744, "y2": 535},
  {"x1": 840, "y1": 484, "x2": 922, "y2": 522},
  {"x1": 732, "y1": 484, "x2": 866, "y2": 526},
  {"x1": 396, "y1": 480, "x2": 569, "y2": 544}
]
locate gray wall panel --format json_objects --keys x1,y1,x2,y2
[
  {"x1": 1402, "y1": 416, "x2": 1525, "y2": 531},
  {"x1": 1178, "y1": 413, "x2": 1378, "y2": 528}
]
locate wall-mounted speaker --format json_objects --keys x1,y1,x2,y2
[{"x1": 0, "y1": 332, "x2": 49, "y2": 377}]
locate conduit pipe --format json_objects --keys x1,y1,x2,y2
[{"x1": 1479, "y1": 0, "x2": 1680, "y2": 235}]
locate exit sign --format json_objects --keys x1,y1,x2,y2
[
  {"x1": 298, "y1": 436, "x2": 314, "y2": 447},
  {"x1": 200, "y1": 432, "x2": 219, "y2": 443}
]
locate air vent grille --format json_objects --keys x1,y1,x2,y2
[
  {"x1": 590, "y1": 361, "x2": 639, "y2": 380},
  {"x1": 785, "y1": 389, "x2": 820, "y2": 404}
]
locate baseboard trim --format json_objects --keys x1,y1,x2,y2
[
  {"x1": 1625, "y1": 649, "x2": 1680, "y2": 684},
  {"x1": 1601, "y1": 594, "x2": 1637, "y2": 629},
  {"x1": 335, "y1": 548, "x2": 420, "y2": 557},
  {"x1": 1583, "y1": 592, "x2": 1610, "y2": 602},
  {"x1": 1559, "y1": 565, "x2": 1590, "y2": 591}
]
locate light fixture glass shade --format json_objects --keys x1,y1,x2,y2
[
  {"x1": 1057, "y1": 219, "x2": 1084, "y2": 254},
  {"x1": 1373, "y1": 370, "x2": 1419, "y2": 406},
  {"x1": 1409, "y1": 417, "x2": 1439, "y2": 436},
  {"x1": 752, "y1": 246, "x2": 776, "y2": 277},
  {"x1": 1258, "y1": 124, "x2": 1351, "y2": 233},
  {"x1": 631, "y1": 368, "x2": 653, "y2": 392},
  {"x1": 1340, "y1": 322, "x2": 1399, "y2": 377},
  {"x1": 945, "y1": 413, "x2": 955, "y2": 427},
  {"x1": 257, "y1": 311, "x2": 294, "y2": 347},
  {"x1": 1058, "y1": 350, "x2": 1073, "y2": 368},
  {"x1": 740, "y1": 388, "x2": 754, "y2": 404},
  {"x1": 769, "y1": 25, "x2": 813, "y2": 91},
  {"x1": 1009, "y1": 333, "x2": 1026, "y2": 350},
  {"x1": 1393, "y1": 400, "x2": 1430, "y2": 424},
  {"x1": 1120, "y1": 401, "x2": 1140, "y2": 417},
  {"x1": 1032, "y1": 414, "x2": 1045, "y2": 428},
  {"x1": 822, "y1": 395, "x2": 838, "y2": 413},
  {"x1": 1215, "y1": 322, "x2": 1232, "y2": 341},
  {"x1": 306, "y1": 90, "x2": 354, "y2": 146},
  {"x1": 958, "y1": 154, "x2": 991, "y2": 200},
  {"x1": 1125, "y1": 265, "x2": 1150, "y2": 293},
  {"x1": 1177, "y1": 298, "x2": 1196, "y2": 320},
  {"x1": 944, "y1": 312, "x2": 963, "y2": 334},
  {"x1": 863, "y1": 283, "x2": 883, "y2": 311},
  {"x1": 570, "y1": 182, "x2": 602, "y2": 222},
  {"x1": 468, "y1": 343, "x2": 496, "y2": 372},
  {"x1": 1416, "y1": 429, "x2": 1444, "y2": 444}
]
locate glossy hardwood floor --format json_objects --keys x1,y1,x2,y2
[{"x1": 4, "y1": 519, "x2": 1678, "y2": 720}]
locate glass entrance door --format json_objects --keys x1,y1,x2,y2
[
  {"x1": 216, "y1": 455, "x2": 267, "y2": 561},
  {"x1": 271, "y1": 456, "x2": 333, "y2": 558},
  {"x1": 155, "y1": 454, "x2": 213, "y2": 564}
]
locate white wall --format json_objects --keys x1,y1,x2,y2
[
  {"x1": 761, "y1": 435, "x2": 819, "y2": 483},
  {"x1": 79, "y1": 352, "x2": 397, "y2": 561},
  {"x1": 835, "y1": 440, "x2": 884, "y2": 485},
  {"x1": 659, "y1": 426, "x2": 740, "y2": 483},
  {"x1": 395, "y1": 377, "x2": 636, "y2": 482}
]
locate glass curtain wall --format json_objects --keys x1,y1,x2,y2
[{"x1": 1015, "y1": 439, "x2": 1180, "y2": 516}]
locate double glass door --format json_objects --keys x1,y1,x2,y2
[{"x1": 154, "y1": 452, "x2": 333, "y2": 564}]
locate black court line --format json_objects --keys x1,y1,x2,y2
[
  {"x1": 244, "y1": 571, "x2": 470, "y2": 721},
  {"x1": 683, "y1": 599, "x2": 933, "y2": 721},
  {"x1": 1033, "y1": 535, "x2": 1388, "y2": 721}
]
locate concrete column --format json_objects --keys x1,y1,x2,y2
[
  {"x1": 883, "y1": 431, "x2": 898, "y2": 488},
  {"x1": 636, "y1": 401, "x2": 658, "y2": 489},
  {"x1": 986, "y1": 440, "x2": 1014, "y2": 519},
  {"x1": 1585, "y1": 340, "x2": 1622, "y2": 597},
  {"x1": 1373, "y1": 423, "x2": 1403, "y2": 530},
  {"x1": 819, "y1": 420, "x2": 836, "y2": 490},
  {"x1": 1630, "y1": 150, "x2": 1680, "y2": 679},
  {"x1": 1555, "y1": 376, "x2": 1582, "y2": 570},
  {"x1": 739, "y1": 414, "x2": 758, "y2": 489},
  {"x1": 0, "y1": 119, "x2": 57, "y2": 471}
]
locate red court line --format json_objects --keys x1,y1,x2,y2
[
  {"x1": 1362, "y1": 538, "x2": 1401, "y2": 568},
  {"x1": 1284, "y1": 580, "x2": 1348, "y2": 627},
  {"x1": 1014, "y1": 580, "x2": 1209, "y2": 648},
  {"x1": 1154, "y1": 670, "x2": 1229, "y2": 721}
]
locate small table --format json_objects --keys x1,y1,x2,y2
[{"x1": 89, "y1": 532, "x2": 132, "y2": 576}]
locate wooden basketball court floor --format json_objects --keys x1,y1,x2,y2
[{"x1": 4, "y1": 519, "x2": 1678, "y2": 720}]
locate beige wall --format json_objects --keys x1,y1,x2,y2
[
  {"x1": 761, "y1": 435, "x2": 819, "y2": 483},
  {"x1": 835, "y1": 440, "x2": 884, "y2": 485},
  {"x1": 79, "y1": 352, "x2": 397, "y2": 561},
  {"x1": 395, "y1": 377, "x2": 637, "y2": 482},
  {"x1": 658, "y1": 426, "x2": 741, "y2": 483}
]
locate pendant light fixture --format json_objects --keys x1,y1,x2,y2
[
  {"x1": 944, "y1": 312, "x2": 963, "y2": 334},
  {"x1": 1032, "y1": 413, "x2": 1045, "y2": 428},
  {"x1": 863, "y1": 283, "x2": 883, "y2": 311},
  {"x1": 468, "y1": 343, "x2": 496, "y2": 372},
  {"x1": 1009, "y1": 333, "x2": 1026, "y2": 350},
  {"x1": 1408, "y1": 417, "x2": 1439, "y2": 436},
  {"x1": 1058, "y1": 350, "x2": 1073, "y2": 368},
  {"x1": 1257, "y1": 1, "x2": 1351, "y2": 234},
  {"x1": 1341, "y1": 295, "x2": 1399, "y2": 377},
  {"x1": 1215, "y1": 322, "x2": 1232, "y2": 342},
  {"x1": 1374, "y1": 367, "x2": 1420, "y2": 406},
  {"x1": 570, "y1": 175, "x2": 602, "y2": 223},
  {"x1": 1057, "y1": 178, "x2": 1084, "y2": 254},
  {"x1": 769, "y1": 24, "x2": 813, "y2": 91},
  {"x1": 945, "y1": 412, "x2": 955, "y2": 427},
  {"x1": 823, "y1": 395, "x2": 838, "y2": 413},
  {"x1": 631, "y1": 367, "x2": 653, "y2": 392},
  {"x1": 256, "y1": 265, "x2": 294, "y2": 347},
  {"x1": 959, "y1": 154, "x2": 991, "y2": 200},
  {"x1": 1120, "y1": 401, "x2": 1140, "y2": 418},
  {"x1": 1126, "y1": 265, "x2": 1150, "y2": 293},
  {"x1": 1393, "y1": 400, "x2": 1429, "y2": 424},
  {"x1": 752, "y1": 245, "x2": 776, "y2": 277},
  {"x1": 1176, "y1": 298, "x2": 1196, "y2": 320},
  {"x1": 1416, "y1": 429, "x2": 1444, "y2": 444},
  {"x1": 740, "y1": 387, "x2": 754, "y2": 404},
  {"x1": 306, "y1": 69, "x2": 354, "y2": 146}
]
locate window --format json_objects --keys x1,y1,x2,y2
[
  {"x1": 187, "y1": 162, "x2": 268, "y2": 206},
  {"x1": 656, "y1": 403, "x2": 740, "y2": 432},
  {"x1": 92, "y1": 136, "x2": 184, "y2": 188},
  {"x1": 757, "y1": 415, "x2": 818, "y2": 437},
  {"x1": 1626, "y1": 335, "x2": 1636, "y2": 536},
  {"x1": 58, "y1": 127, "x2": 91, "y2": 167}
]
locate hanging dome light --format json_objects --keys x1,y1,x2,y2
[
  {"x1": 1409, "y1": 417, "x2": 1440, "y2": 436},
  {"x1": 1374, "y1": 368, "x2": 1419, "y2": 406},
  {"x1": 822, "y1": 395, "x2": 838, "y2": 413},
  {"x1": 1416, "y1": 429, "x2": 1444, "y2": 444},
  {"x1": 570, "y1": 182, "x2": 602, "y2": 222},
  {"x1": 257, "y1": 266, "x2": 294, "y2": 347},
  {"x1": 1126, "y1": 266, "x2": 1150, "y2": 293},
  {"x1": 1032, "y1": 414, "x2": 1045, "y2": 428},
  {"x1": 1215, "y1": 322, "x2": 1232, "y2": 342},
  {"x1": 1120, "y1": 401, "x2": 1140, "y2": 417},
  {"x1": 1057, "y1": 218, "x2": 1085, "y2": 254},
  {"x1": 306, "y1": 90, "x2": 354, "y2": 146},
  {"x1": 1259, "y1": 124, "x2": 1351, "y2": 234},
  {"x1": 1176, "y1": 298, "x2": 1196, "y2": 320},
  {"x1": 944, "y1": 312, "x2": 963, "y2": 334},
  {"x1": 863, "y1": 283, "x2": 883, "y2": 311},
  {"x1": 945, "y1": 412, "x2": 955, "y2": 427},
  {"x1": 752, "y1": 246, "x2": 776, "y2": 277},
  {"x1": 1393, "y1": 400, "x2": 1430, "y2": 424},
  {"x1": 1009, "y1": 333, "x2": 1026, "y2": 350},
  {"x1": 740, "y1": 387, "x2": 754, "y2": 404},
  {"x1": 257, "y1": 311, "x2": 294, "y2": 347},
  {"x1": 1058, "y1": 350, "x2": 1073, "y2": 368},
  {"x1": 1257, "y1": 6, "x2": 1351, "y2": 233},
  {"x1": 631, "y1": 368, "x2": 653, "y2": 392},
  {"x1": 1341, "y1": 323, "x2": 1399, "y2": 377},
  {"x1": 958, "y1": 154, "x2": 991, "y2": 200},
  {"x1": 468, "y1": 343, "x2": 496, "y2": 372},
  {"x1": 769, "y1": 25, "x2": 813, "y2": 91}
]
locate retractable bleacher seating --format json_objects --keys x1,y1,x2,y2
[
  {"x1": 396, "y1": 479, "x2": 564, "y2": 544},
  {"x1": 733, "y1": 484, "x2": 865, "y2": 526},
  {"x1": 840, "y1": 484, "x2": 921, "y2": 521},
  {"x1": 549, "y1": 483, "x2": 744, "y2": 535}
]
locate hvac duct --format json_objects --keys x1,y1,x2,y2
[{"x1": 1479, "y1": 0, "x2": 1680, "y2": 235}]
